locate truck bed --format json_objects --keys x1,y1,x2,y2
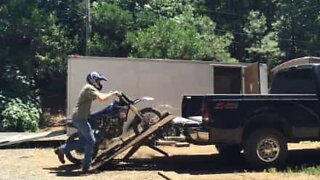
[
  {"x1": 182, "y1": 94, "x2": 318, "y2": 118},
  {"x1": 203, "y1": 94, "x2": 318, "y2": 100}
]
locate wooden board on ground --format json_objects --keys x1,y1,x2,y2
[{"x1": 0, "y1": 130, "x2": 66, "y2": 147}]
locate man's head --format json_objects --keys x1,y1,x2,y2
[{"x1": 86, "y1": 71, "x2": 108, "y2": 90}]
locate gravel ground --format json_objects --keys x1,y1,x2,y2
[{"x1": 1, "y1": 143, "x2": 320, "y2": 180}]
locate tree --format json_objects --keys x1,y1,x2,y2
[
  {"x1": 0, "y1": 0, "x2": 75, "y2": 77},
  {"x1": 202, "y1": 0, "x2": 253, "y2": 61},
  {"x1": 40, "y1": 0, "x2": 86, "y2": 54},
  {"x1": 89, "y1": 2, "x2": 133, "y2": 56},
  {"x1": 127, "y1": 12, "x2": 236, "y2": 62},
  {"x1": 273, "y1": 0, "x2": 320, "y2": 60},
  {"x1": 0, "y1": 0, "x2": 75, "y2": 129},
  {"x1": 243, "y1": 11, "x2": 283, "y2": 67},
  {"x1": 0, "y1": 0, "x2": 40, "y2": 76}
]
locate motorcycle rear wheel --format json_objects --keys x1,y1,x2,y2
[{"x1": 64, "y1": 133, "x2": 99, "y2": 165}]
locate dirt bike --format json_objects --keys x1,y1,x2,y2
[{"x1": 65, "y1": 92, "x2": 162, "y2": 164}]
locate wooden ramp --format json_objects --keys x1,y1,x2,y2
[
  {"x1": 92, "y1": 113, "x2": 176, "y2": 169},
  {"x1": 0, "y1": 130, "x2": 66, "y2": 147}
]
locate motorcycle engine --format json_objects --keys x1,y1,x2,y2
[{"x1": 100, "y1": 115, "x2": 123, "y2": 138}]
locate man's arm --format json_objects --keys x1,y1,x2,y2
[{"x1": 95, "y1": 90, "x2": 120, "y2": 102}]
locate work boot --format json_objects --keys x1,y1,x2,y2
[
  {"x1": 82, "y1": 166, "x2": 91, "y2": 174},
  {"x1": 82, "y1": 166, "x2": 98, "y2": 174},
  {"x1": 54, "y1": 148, "x2": 65, "y2": 164}
]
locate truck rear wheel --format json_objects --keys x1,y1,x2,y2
[{"x1": 243, "y1": 128, "x2": 287, "y2": 169}]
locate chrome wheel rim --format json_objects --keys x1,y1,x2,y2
[{"x1": 256, "y1": 137, "x2": 280, "y2": 162}]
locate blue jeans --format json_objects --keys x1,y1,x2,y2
[{"x1": 60, "y1": 119, "x2": 96, "y2": 168}]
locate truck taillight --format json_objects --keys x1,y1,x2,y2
[{"x1": 202, "y1": 102, "x2": 209, "y2": 123}]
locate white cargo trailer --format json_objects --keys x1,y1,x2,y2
[{"x1": 67, "y1": 56, "x2": 268, "y2": 117}]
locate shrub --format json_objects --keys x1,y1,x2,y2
[
  {"x1": 0, "y1": 97, "x2": 42, "y2": 132},
  {"x1": 0, "y1": 66, "x2": 42, "y2": 132}
]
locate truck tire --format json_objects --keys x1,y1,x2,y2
[
  {"x1": 243, "y1": 128, "x2": 287, "y2": 169},
  {"x1": 215, "y1": 144, "x2": 242, "y2": 157}
]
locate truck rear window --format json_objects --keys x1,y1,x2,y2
[{"x1": 270, "y1": 67, "x2": 316, "y2": 94}]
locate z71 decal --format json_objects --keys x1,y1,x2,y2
[{"x1": 215, "y1": 102, "x2": 239, "y2": 110}]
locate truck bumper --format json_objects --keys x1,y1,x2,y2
[
  {"x1": 172, "y1": 116, "x2": 210, "y2": 145},
  {"x1": 185, "y1": 127, "x2": 210, "y2": 145}
]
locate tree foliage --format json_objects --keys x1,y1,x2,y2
[
  {"x1": 127, "y1": 13, "x2": 235, "y2": 61},
  {"x1": 1, "y1": 0, "x2": 320, "y2": 131},
  {"x1": 125, "y1": 1, "x2": 235, "y2": 62},
  {"x1": 243, "y1": 11, "x2": 283, "y2": 67},
  {"x1": 89, "y1": 2, "x2": 133, "y2": 56},
  {"x1": 0, "y1": 0, "x2": 74, "y2": 131},
  {"x1": 272, "y1": 0, "x2": 320, "y2": 60}
]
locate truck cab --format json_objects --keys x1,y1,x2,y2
[{"x1": 270, "y1": 64, "x2": 320, "y2": 94}]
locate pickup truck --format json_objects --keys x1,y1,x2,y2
[{"x1": 182, "y1": 63, "x2": 320, "y2": 168}]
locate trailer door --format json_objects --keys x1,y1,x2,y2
[
  {"x1": 244, "y1": 62, "x2": 260, "y2": 94},
  {"x1": 213, "y1": 66, "x2": 242, "y2": 94}
]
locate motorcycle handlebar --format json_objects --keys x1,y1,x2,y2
[{"x1": 118, "y1": 92, "x2": 133, "y2": 104}]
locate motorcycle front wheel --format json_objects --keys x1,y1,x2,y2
[
  {"x1": 64, "y1": 133, "x2": 99, "y2": 165},
  {"x1": 132, "y1": 108, "x2": 162, "y2": 134}
]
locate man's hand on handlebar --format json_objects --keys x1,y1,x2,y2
[{"x1": 111, "y1": 90, "x2": 121, "y2": 97}]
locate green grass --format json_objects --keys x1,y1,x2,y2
[
  {"x1": 287, "y1": 165, "x2": 320, "y2": 176},
  {"x1": 267, "y1": 165, "x2": 320, "y2": 176}
]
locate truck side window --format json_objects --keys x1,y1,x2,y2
[{"x1": 271, "y1": 67, "x2": 316, "y2": 94}]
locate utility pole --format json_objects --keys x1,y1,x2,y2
[{"x1": 85, "y1": 0, "x2": 91, "y2": 56}]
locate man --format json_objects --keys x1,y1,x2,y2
[{"x1": 54, "y1": 71, "x2": 120, "y2": 173}]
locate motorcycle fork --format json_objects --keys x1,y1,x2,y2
[{"x1": 129, "y1": 104, "x2": 144, "y2": 120}]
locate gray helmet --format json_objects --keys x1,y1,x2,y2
[{"x1": 86, "y1": 71, "x2": 108, "y2": 90}]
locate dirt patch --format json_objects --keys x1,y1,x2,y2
[{"x1": 1, "y1": 143, "x2": 320, "y2": 179}]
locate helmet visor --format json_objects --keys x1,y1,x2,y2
[{"x1": 97, "y1": 73, "x2": 108, "y2": 81}]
